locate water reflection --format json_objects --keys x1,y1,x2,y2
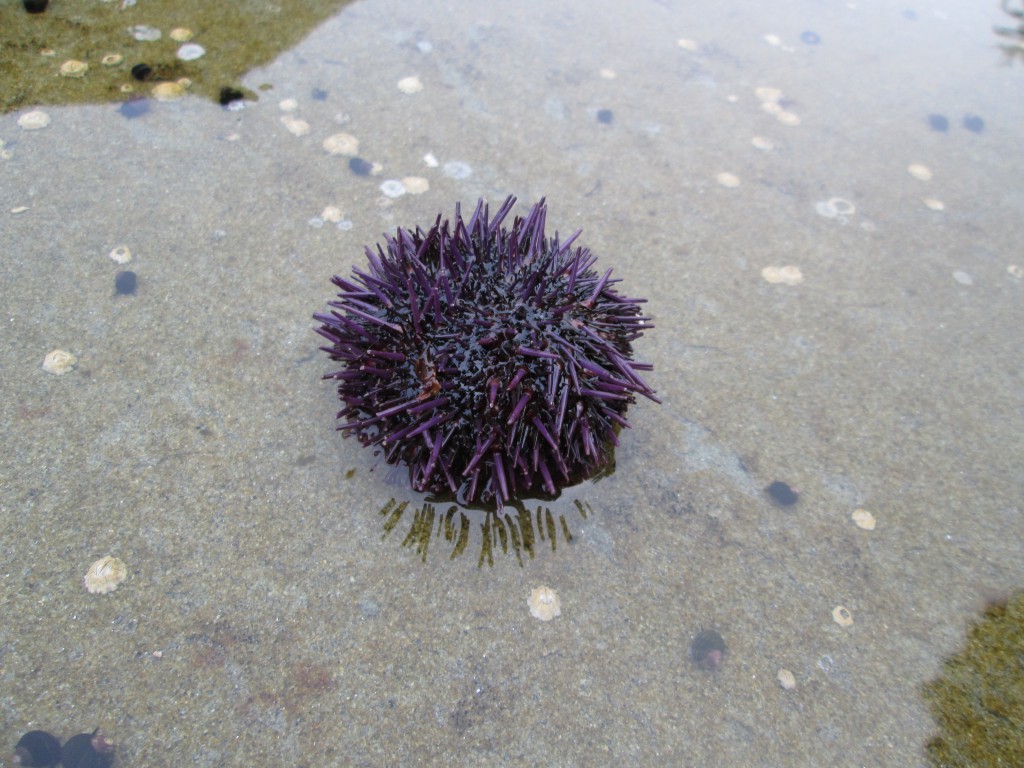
[
  {"x1": 378, "y1": 497, "x2": 591, "y2": 566},
  {"x1": 995, "y1": 0, "x2": 1024, "y2": 62}
]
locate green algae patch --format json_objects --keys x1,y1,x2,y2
[
  {"x1": 923, "y1": 591, "x2": 1024, "y2": 767},
  {"x1": 1, "y1": 0, "x2": 354, "y2": 113}
]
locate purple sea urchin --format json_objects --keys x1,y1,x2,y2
[{"x1": 314, "y1": 196, "x2": 657, "y2": 507}]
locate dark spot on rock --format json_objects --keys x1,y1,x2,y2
[
  {"x1": 963, "y1": 114, "x2": 985, "y2": 133},
  {"x1": 927, "y1": 113, "x2": 949, "y2": 132},
  {"x1": 119, "y1": 98, "x2": 150, "y2": 119},
  {"x1": 766, "y1": 480, "x2": 799, "y2": 506},
  {"x1": 800, "y1": 30, "x2": 821, "y2": 45},
  {"x1": 348, "y1": 156, "x2": 373, "y2": 176},
  {"x1": 311, "y1": 87, "x2": 328, "y2": 101},
  {"x1": 115, "y1": 270, "x2": 137, "y2": 295},
  {"x1": 596, "y1": 108, "x2": 614, "y2": 124}
]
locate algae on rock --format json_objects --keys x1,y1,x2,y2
[{"x1": 923, "y1": 591, "x2": 1024, "y2": 767}]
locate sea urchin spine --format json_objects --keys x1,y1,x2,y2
[{"x1": 315, "y1": 196, "x2": 657, "y2": 506}]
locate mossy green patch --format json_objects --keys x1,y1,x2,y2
[
  {"x1": 923, "y1": 591, "x2": 1024, "y2": 767},
  {"x1": 1, "y1": 0, "x2": 354, "y2": 113}
]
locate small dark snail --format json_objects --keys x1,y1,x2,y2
[
  {"x1": 60, "y1": 729, "x2": 115, "y2": 768},
  {"x1": 690, "y1": 629, "x2": 727, "y2": 670},
  {"x1": 12, "y1": 730, "x2": 61, "y2": 767},
  {"x1": 130, "y1": 63, "x2": 153, "y2": 82},
  {"x1": 218, "y1": 87, "x2": 245, "y2": 106}
]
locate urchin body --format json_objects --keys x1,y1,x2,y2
[{"x1": 315, "y1": 196, "x2": 656, "y2": 507}]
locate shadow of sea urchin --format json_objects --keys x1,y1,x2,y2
[{"x1": 314, "y1": 196, "x2": 658, "y2": 507}]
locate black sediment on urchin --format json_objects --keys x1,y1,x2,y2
[{"x1": 314, "y1": 195, "x2": 658, "y2": 507}]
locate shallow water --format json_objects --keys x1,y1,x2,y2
[{"x1": 2, "y1": 1, "x2": 1023, "y2": 765}]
